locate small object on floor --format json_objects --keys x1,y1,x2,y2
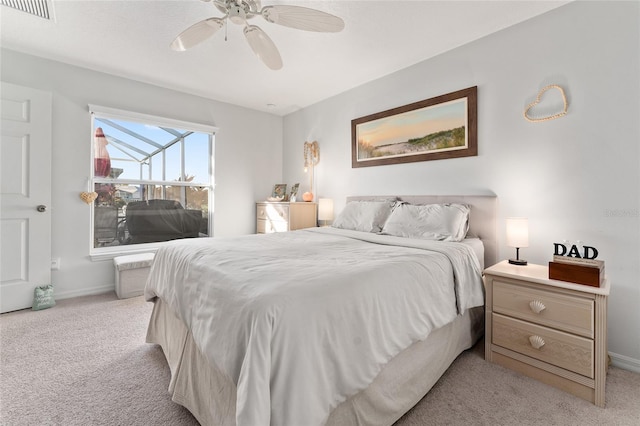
[
  {"x1": 113, "y1": 253, "x2": 155, "y2": 299},
  {"x1": 32, "y1": 284, "x2": 55, "y2": 310}
]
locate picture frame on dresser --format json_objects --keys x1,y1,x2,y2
[
  {"x1": 289, "y1": 183, "x2": 299, "y2": 202},
  {"x1": 272, "y1": 184, "x2": 287, "y2": 199}
]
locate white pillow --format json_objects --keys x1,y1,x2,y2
[
  {"x1": 381, "y1": 203, "x2": 470, "y2": 241},
  {"x1": 332, "y1": 200, "x2": 397, "y2": 233}
]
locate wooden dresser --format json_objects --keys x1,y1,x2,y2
[
  {"x1": 484, "y1": 261, "x2": 610, "y2": 407},
  {"x1": 256, "y1": 201, "x2": 317, "y2": 233}
]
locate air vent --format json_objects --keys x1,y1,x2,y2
[{"x1": 1, "y1": 0, "x2": 51, "y2": 20}]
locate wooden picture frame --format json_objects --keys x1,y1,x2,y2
[
  {"x1": 351, "y1": 86, "x2": 477, "y2": 168},
  {"x1": 289, "y1": 183, "x2": 299, "y2": 202},
  {"x1": 272, "y1": 184, "x2": 287, "y2": 199}
]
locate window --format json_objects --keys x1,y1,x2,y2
[{"x1": 89, "y1": 105, "x2": 217, "y2": 255}]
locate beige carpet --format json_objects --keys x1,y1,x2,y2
[{"x1": 1, "y1": 292, "x2": 639, "y2": 426}]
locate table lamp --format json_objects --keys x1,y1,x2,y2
[
  {"x1": 506, "y1": 217, "x2": 528, "y2": 265},
  {"x1": 318, "y1": 198, "x2": 334, "y2": 227}
]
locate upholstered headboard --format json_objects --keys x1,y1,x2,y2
[{"x1": 346, "y1": 195, "x2": 497, "y2": 268}]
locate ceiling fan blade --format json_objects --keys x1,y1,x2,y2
[
  {"x1": 170, "y1": 18, "x2": 225, "y2": 51},
  {"x1": 261, "y1": 5, "x2": 344, "y2": 32},
  {"x1": 244, "y1": 25, "x2": 283, "y2": 70}
]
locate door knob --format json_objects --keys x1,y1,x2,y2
[{"x1": 37, "y1": 205, "x2": 47, "y2": 212}]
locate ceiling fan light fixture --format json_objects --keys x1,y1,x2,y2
[{"x1": 228, "y1": 4, "x2": 247, "y2": 25}]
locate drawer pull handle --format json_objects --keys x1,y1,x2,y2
[
  {"x1": 529, "y1": 300, "x2": 546, "y2": 314},
  {"x1": 529, "y1": 335, "x2": 545, "y2": 350}
]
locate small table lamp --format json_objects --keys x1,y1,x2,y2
[
  {"x1": 318, "y1": 198, "x2": 334, "y2": 227},
  {"x1": 506, "y1": 217, "x2": 528, "y2": 265}
]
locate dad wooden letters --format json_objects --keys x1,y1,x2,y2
[{"x1": 553, "y1": 243, "x2": 599, "y2": 260}]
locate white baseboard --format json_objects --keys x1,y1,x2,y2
[
  {"x1": 54, "y1": 283, "x2": 115, "y2": 301},
  {"x1": 609, "y1": 351, "x2": 640, "y2": 373}
]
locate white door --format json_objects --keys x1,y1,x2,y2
[{"x1": 1, "y1": 82, "x2": 52, "y2": 313}]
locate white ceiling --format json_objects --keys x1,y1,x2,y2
[{"x1": 0, "y1": 1, "x2": 570, "y2": 116}]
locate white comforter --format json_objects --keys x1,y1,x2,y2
[{"x1": 145, "y1": 227, "x2": 484, "y2": 426}]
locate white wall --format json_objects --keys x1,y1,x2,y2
[
  {"x1": 283, "y1": 1, "x2": 640, "y2": 369},
  {"x1": 1, "y1": 48, "x2": 283, "y2": 299}
]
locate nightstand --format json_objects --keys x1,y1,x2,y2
[
  {"x1": 484, "y1": 260, "x2": 610, "y2": 407},
  {"x1": 256, "y1": 201, "x2": 317, "y2": 233}
]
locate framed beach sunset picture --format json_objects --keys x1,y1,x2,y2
[{"x1": 351, "y1": 86, "x2": 477, "y2": 168}]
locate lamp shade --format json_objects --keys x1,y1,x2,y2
[
  {"x1": 318, "y1": 198, "x2": 334, "y2": 221},
  {"x1": 506, "y1": 217, "x2": 529, "y2": 248}
]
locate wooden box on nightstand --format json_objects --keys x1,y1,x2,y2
[
  {"x1": 256, "y1": 201, "x2": 317, "y2": 233},
  {"x1": 484, "y1": 260, "x2": 610, "y2": 407}
]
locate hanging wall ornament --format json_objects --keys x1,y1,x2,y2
[
  {"x1": 524, "y1": 84, "x2": 568, "y2": 123},
  {"x1": 303, "y1": 141, "x2": 319, "y2": 202},
  {"x1": 80, "y1": 178, "x2": 98, "y2": 204},
  {"x1": 79, "y1": 191, "x2": 98, "y2": 204}
]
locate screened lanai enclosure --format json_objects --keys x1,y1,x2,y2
[{"x1": 90, "y1": 108, "x2": 215, "y2": 249}]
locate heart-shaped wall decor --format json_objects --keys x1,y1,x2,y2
[
  {"x1": 80, "y1": 191, "x2": 98, "y2": 204},
  {"x1": 523, "y1": 84, "x2": 568, "y2": 123}
]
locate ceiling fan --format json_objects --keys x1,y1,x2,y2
[{"x1": 170, "y1": 0, "x2": 345, "y2": 70}]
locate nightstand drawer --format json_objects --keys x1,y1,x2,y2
[
  {"x1": 257, "y1": 219, "x2": 288, "y2": 233},
  {"x1": 257, "y1": 204, "x2": 289, "y2": 221},
  {"x1": 493, "y1": 280, "x2": 594, "y2": 338},
  {"x1": 493, "y1": 313, "x2": 594, "y2": 378}
]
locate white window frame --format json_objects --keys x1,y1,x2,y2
[{"x1": 88, "y1": 105, "x2": 218, "y2": 261}]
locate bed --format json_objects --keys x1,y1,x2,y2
[{"x1": 145, "y1": 195, "x2": 497, "y2": 426}]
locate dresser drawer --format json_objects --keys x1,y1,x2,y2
[
  {"x1": 493, "y1": 313, "x2": 594, "y2": 378},
  {"x1": 257, "y1": 203, "x2": 289, "y2": 222},
  {"x1": 257, "y1": 219, "x2": 288, "y2": 234},
  {"x1": 493, "y1": 280, "x2": 594, "y2": 338}
]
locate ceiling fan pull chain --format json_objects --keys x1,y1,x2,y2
[{"x1": 225, "y1": 16, "x2": 228, "y2": 41}]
